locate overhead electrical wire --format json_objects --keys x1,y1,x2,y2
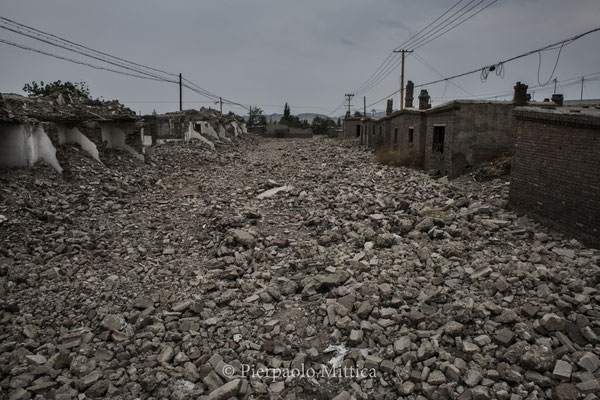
[
  {"x1": 0, "y1": 15, "x2": 249, "y2": 108},
  {"x1": 409, "y1": 0, "x2": 499, "y2": 51},
  {"x1": 350, "y1": 0, "x2": 499, "y2": 100},
  {"x1": 358, "y1": 0, "x2": 497, "y2": 96},
  {"x1": 411, "y1": 52, "x2": 476, "y2": 97},
  {"x1": 0, "y1": 16, "x2": 177, "y2": 78},
  {"x1": 0, "y1": 22, "x2": 174, "y2": 83},
  {"x1": 0, "y1": 39, "x2": 174, "y2": 83},
  {"x1": 364, "y1": 26, "x2": 600, "y2": 108},
  {"x1": 351, "y1": 0, "x2": 467, "y2": 96}
]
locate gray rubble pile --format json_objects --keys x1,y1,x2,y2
[
  {"x1": 0, "y1": 91, "x2": 136, "y2": 123},
  {"x1": 0, "y1": 137, "x2": 599, "y2": 399}
]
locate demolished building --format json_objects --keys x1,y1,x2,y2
[
  {"x1": 0, "y1": 90, "x2": 249, "y2": 172},
  {"x1": 341, "y1": 117, "x2": 362, "y2": 140},
  {"x1": 141, "y1": 108, "x2": 248, "y2": 150},
  {"x1": 0, "y1": 91, "x2": 143, "y2": 173},
  {"x1": 351, "y1": 82, "x2": 547, "y2": 179},
  {"x1": 423, "y1": 99, "x2": 516, "y2": 178},
  {"x1": 373, "y1": 86, "x2": 429, "y2": 167}
]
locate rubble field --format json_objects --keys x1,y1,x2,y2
[{"x1": 0, "y1": 136, "x2": 599, "y2": 400}]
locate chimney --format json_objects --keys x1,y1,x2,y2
[
  {"x1": 386, "y1": 99, "x2": 393, "y2": 116},
  {"x1": 418, "y1": 90, "x2": 431, "y2": 110},
  {"x1": 513, "y1": 82, "x2": 529, "y2": 106},
  {"x1": 551, "y1": 93, "x2": 564, "y2": 106},
  {"x1": 405, "y1": 80, "x2": 414, "y2": 108}
]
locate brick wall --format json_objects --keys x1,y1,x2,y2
[
  {"x1": 387, "y1": 112, "x2": 426, "y2": 167},
  {"x1": 509, "y1": 108, "x2": 600, "y2": 247},
  {"x1": 424, "y1": 109, "x2": 455, "y2": 176},
  {"x1": 424, "y1": 102, "x2": 514, "y2": 178},
  {"x1": 342, "y1": 119, "x2": 361, "y2": 140}
]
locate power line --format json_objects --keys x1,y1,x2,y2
[
  {"x1": 0, "y1": 14, "x2": 249, "y2": 108},
  {"x1": 352, "y1": 0, "x2": 497, "y2": 97},
  {"x1": 365, "y1": 26, "x2": 600, "y2": 108},
  {"x1": 351, "y1": 0, "x2": 466, "y2": 97},
  {"x1": 0, "y1": 16, "x2": 177, "y2": 78},
  {"x1": 0, "y1": 21, "x2": 173, "y2": 83},
  {"x1": 409, "y1": 0, "x2": 498, "y2": 51},
  {"x1": 403, "y1": 0, "x2": 482, "y2": 50},
  {"x1": 0, "y1": 39, "x2": 175, "y2": 83},
  {"x1": 394, "y1": 0, "x2": 467, "y2": 50},
  {"x1": 411, "y1": 52, "x2": 476, "y2": 97}
]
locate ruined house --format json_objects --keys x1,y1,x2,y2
[
  {"x1": 142, "y1": 108, "x2": 247, "y2": 150},
  {"x1": 422, "y1": 82, "x2": 535, "y2": 178},
  {"x1": 373, "y1": 86, "x2": 429, "y2": 167},
  {"x1": 0, "y1": 92, "x2": 142, "y2": 172},
  {"x1": 359, "y1": 117, "x2": 383, "y2": 148},
  {"x1": 509, "y1": 103, "x2": 600, "y2": 247},
  {"x1": 341, "y1": 117, "x2": 362, "y2": 140}
]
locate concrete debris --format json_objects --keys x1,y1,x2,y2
[{"x1": 0, "y1": 137, "x2": 599, "y2": 400}]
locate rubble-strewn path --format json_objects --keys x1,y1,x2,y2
[{"x1": 1, "y1": 137, "x2": 599, "y2": 400}]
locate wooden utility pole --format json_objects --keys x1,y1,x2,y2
[
  {"x1": 363, "y1": 96, "x2": 366, "y2": 116},
  {"x1": 393, "y1": 50, "x2": 412, "y2": 110},
  {"x1": 344, "y1": 94, "x2": 354, "y2": 116},
  {"x1": 179, "y1": 73, "x2": 183, "y2": 111}
]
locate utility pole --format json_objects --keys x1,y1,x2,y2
[
  {"x1": 344, "y1": 94, "x2": 354, "y2": 116},
  {"x1": 580, "y1": 77, "x2": 584, "y2": 104},
  {"x1": 219, "y1": 97, "x2": 223, "y2": 115},
  {"x1": 179, "y1": 73, "x2": 183, "y2": 111},
  {"x1": 553, "y1": 78, "x2": 558, "y2": 95},
  {"x1": 372, "y1": 108, "x2": 376, "y2": 117},
  {"x1": 393, "y1": 50, "x2": 413, "y2": 110},
  {"x1": 363, "y1": 96, "x2": 366, "y2": 117}
]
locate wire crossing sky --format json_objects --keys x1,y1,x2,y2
[{"x1": 1, "y1": 0, "x2": 599, "y2": 116}]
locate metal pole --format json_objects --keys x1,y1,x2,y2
[
  {"x1": 179, "y1": 73, "x2": 182, "y2": 111},
  {"x1": 553, "y1": 78, "x2": 557, "y2": 95},
  {"x1": 220, "y1": 97, "x2": 223, "y2": 115}
]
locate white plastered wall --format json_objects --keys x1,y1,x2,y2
[
  {"x1": 229, "y1": 121, "x2": 248, "y2": 137},
  {"x1": 0, "y1": 123, "x2": 62, "y2": 172},
  {"x1": 100, "y1": 123, "x2": 144, "y2": 161},
  {"x1": 218, "y1": 123, "x2": 230, "y2": 141},
  {"x1": 186, "y1": 122, "x2": 215, "y2": 149},
  {"x1": 56, "y1": 124, "x2": 100, "y2": 161},
  {"x1": 198, "y1": 121, "x2": 219, "y2": 141}
]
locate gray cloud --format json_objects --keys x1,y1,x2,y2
[{"x1": 0, "y1": 0, "x2": 599, "y2": 117}]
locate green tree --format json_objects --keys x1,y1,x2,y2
[
  {"x1": 247, "y1": 106, "x2": 267, "y2": 127},
  {"x1": 311, "y1": 115, "x2": 336, "y2": 135},
  {"x1": 353, "y1": 111, "x2": 363, "y2": 118},
  {"x1": 280, "y1": 102, "x2": 304, "y2": 128},
  {"x1": 23, "y1": 80, "x2": 90, "y2": 98}
]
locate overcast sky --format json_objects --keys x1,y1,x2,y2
[{"x1": 1, "y1": 0, "x2": 599, "y2": 117}]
